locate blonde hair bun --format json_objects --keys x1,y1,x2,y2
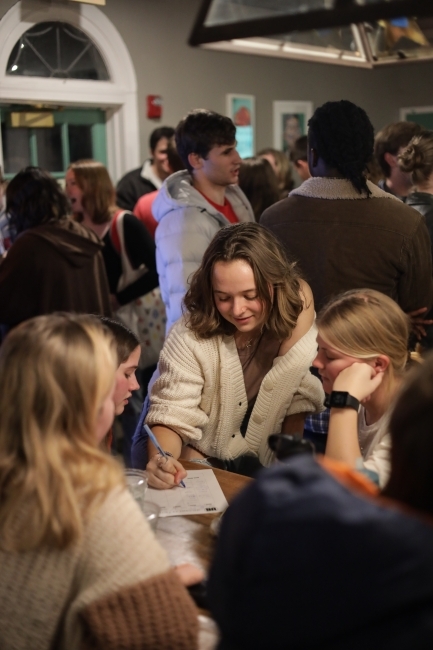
[{"x1": 398, "y1": 131, "x2": 433, "y2": 184}]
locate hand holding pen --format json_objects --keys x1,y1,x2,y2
[{"x1": 145, "y1": 424, "x2": 187, "y2": 490}]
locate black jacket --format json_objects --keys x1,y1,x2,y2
[{"x1": 116, "y1": 167, "x2": 156, "y2": 212}]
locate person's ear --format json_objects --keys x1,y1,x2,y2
[
  {"x1": 373, "y1": 355, "x2": 390, "y2": 374},
  {"x1": 309, "y1": 147, "x2": 319, "y2": 169},
  {"x1": 384, "y1": 152, "x2": 398, "y2": 169},
  {"x1": 188, "y1": 152, "x2": 203, "y2": 172}
]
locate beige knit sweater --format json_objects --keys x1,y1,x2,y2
[
  {"x1": 147, "y1": 320, "x2": 324, "y2": 466},
  {"x1": 0, "y1": 488, "x2": 198, "y2": 650}
]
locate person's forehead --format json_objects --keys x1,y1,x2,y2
[
  {"x1": 208, "y1": 141, "x2": 236, "y2": 153},
  {"x1": 317, "y1": 334, "x2": 339, "y2": 352},
  {"x1": 154, "y1": 136, "x2": 169, "y2": 148}
]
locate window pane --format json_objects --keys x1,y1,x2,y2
[
  {"x1": 204, "y1": 0, "x2": 413, "y2": 27},
  {"x1": 365, "y1": 17, "x2": 432, "y2": 61},
  {"x1": 69, "y1": 125, "x2": 93, "y2": 162},
  {"x1": 270, "y1": 25, "x2": 359, "y2": 51},
  {"x1": 7, "y1": 22, "x2": 109, "y2": 80},
  {"x1": 205, "y1": 0, "x2": 332, "y2": 26},
  {"x1": 1, "y1": 124, "x2": 31, "y2": 174},
  {"x1": 35, "y1": 126, "x2": 63, "y2": 172}
]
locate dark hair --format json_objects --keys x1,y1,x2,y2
[
  {"x1": 184, "y1": 222, "x2": 303, "y2": 340},
  {"x1": 382, "y1": 354, "x2": 433, "y2": 516},
  {"x1": 6, "y1": 167, "x2": 69, "y2": 235},
  {"x1": 308, "y1": 100, "x2": 374, "y2": 195},
  {"x1": 398, "y1": 130, "x2": 433, "y2": 185},
  {"x1": 149, "y1": 127, "x2": 175, "y2": 154},
  {"x1": 374, "y1": 121, "x2": 422, "y2": 178},
  {"x1": 166, "y1": 137, "x2": 186, "y2": 174},
  {"x1": 175, "y1": 110, "x2": 236, "y2": 173},
  {"x1": 290, "y1": 136, "x2": 308, "y2": 163},
  {"x1": 238, "y1": 158, "x2": 280, "y2": 221},
  {"x1": 98, "y1": 317, "x2": 140, "y2": 365}
]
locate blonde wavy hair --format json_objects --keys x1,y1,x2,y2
[
  {"x1": 184, "y1": 222, "x2": 304, "y2": 340},
  {"x1": 398, "y1": 131, "x2": 433, "y2": 186},
  {"x1": 317, "y1": 289, "x2": 410, "y2": 378},
  {"x1": 0, "y1": 314, "x2": 123, "y2": 552},
  {"x1": 68, "y1": 159, "x2": 117, "y2": 225}
]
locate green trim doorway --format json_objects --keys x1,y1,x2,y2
[{"x1": 0, "y1": 106, "x2": 107, "y2": 180}]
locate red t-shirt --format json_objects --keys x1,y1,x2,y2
[
  {"x1": 133, "y1": 191, "x2": 158, "y2": 239},
  {"x1": 198, "y1": 191, "x2": 239, "y2": 224}
]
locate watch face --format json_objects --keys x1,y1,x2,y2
[{"x1": 332, "y1": 391, "x2": 349, "y2": 406}]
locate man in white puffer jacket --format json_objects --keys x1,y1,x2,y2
[{"x1": 153, "y1": 109, "x2": 254, "y2": 333}]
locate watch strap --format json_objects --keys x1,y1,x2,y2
[{"x1": 324, "y1": 391, "x2": 360, "y2": 411}]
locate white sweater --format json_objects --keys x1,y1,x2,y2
[
  {"x1": 147, "y1": 320, "x2": 324, "y2": 466},
  {"x1": 0, "y1": 488, "x2": 198, "y2": 650}
]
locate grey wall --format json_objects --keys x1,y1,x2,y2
[
  {"x1": 100, "y1": 0, "x2": 433, "y2": 159},
  {"x1": 2, "y1": 0, "x2": 433, "y2": 161}
]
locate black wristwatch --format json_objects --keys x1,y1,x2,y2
[{"x1": 324, "y1": 391, "x2": 360, "y2": 411}]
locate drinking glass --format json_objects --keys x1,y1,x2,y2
[
  {"x1": 125, "y1": 469, "x2": 148, "y2": 511},
  {"x1": 143, "y1": 501, "x2": 161, "y2": 532}
]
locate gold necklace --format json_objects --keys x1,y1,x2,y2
[{"x1": 235, "y1": 334, "x2": 256, "y2": 351}]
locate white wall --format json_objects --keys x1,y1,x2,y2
[{"x1": 1, "y1": 0, "x2": 433, "y2": 162}]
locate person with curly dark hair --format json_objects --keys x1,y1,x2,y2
[
  {"x1": 261, "y1": 100, "x2": 433, "y2": 318},
  {"x1": 0, "y1": 167, "x2": 111, "y2": 335}
]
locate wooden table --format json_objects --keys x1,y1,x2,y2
[
  {"x1": 155, "y1": 460, "x2": 252, "y2": 573},
  {"x1": 154, "y1": 462, "x2": 251, "y2": 649}
]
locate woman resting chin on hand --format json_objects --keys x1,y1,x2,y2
[
  {"x1": 143, "y1": 222, "x2": 324, "y2": 489},
  {"x1": 313, "y1": 289, "x2": 410, "y2": 486}
]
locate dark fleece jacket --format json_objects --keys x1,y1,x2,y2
[
  {"x1": 0, "y1": 218, "x2": 111, "y2": 327},
  {"x1": 209, "y1": 454, "x2": 433, "y2": 650}
]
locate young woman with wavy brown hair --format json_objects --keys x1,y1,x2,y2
[
  {"x1": 141, "y1": 222, "x2": 324, "y2": 487},
  {"x1": 0, "y1": 313, "x2": 198, "y2": 649}
]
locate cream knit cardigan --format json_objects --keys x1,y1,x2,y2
[{"x1": 147, "y1": 319, "x2": 324, "y2": 467}]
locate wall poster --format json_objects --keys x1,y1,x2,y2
[
  {"x1": 273, "y1": 101, "x2": 313, "y2": 154},
  {"x1": 226, "y1": 94, "x2": 255, "y2": 158}
]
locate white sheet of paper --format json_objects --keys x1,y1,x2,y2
[{"x1": 146, "y1": 469, "x2": 229, "y2": 517}]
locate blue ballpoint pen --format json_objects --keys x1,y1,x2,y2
[{"x1": 145, "y1": 424, "x2": 186, "y2": 488}]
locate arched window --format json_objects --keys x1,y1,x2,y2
[
  {"x1": 0, "y1": 1, "x2": 139, "y2": 183},
  {"x1": 7, "y1": 21, "x2": 109, "y2": 80}
]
